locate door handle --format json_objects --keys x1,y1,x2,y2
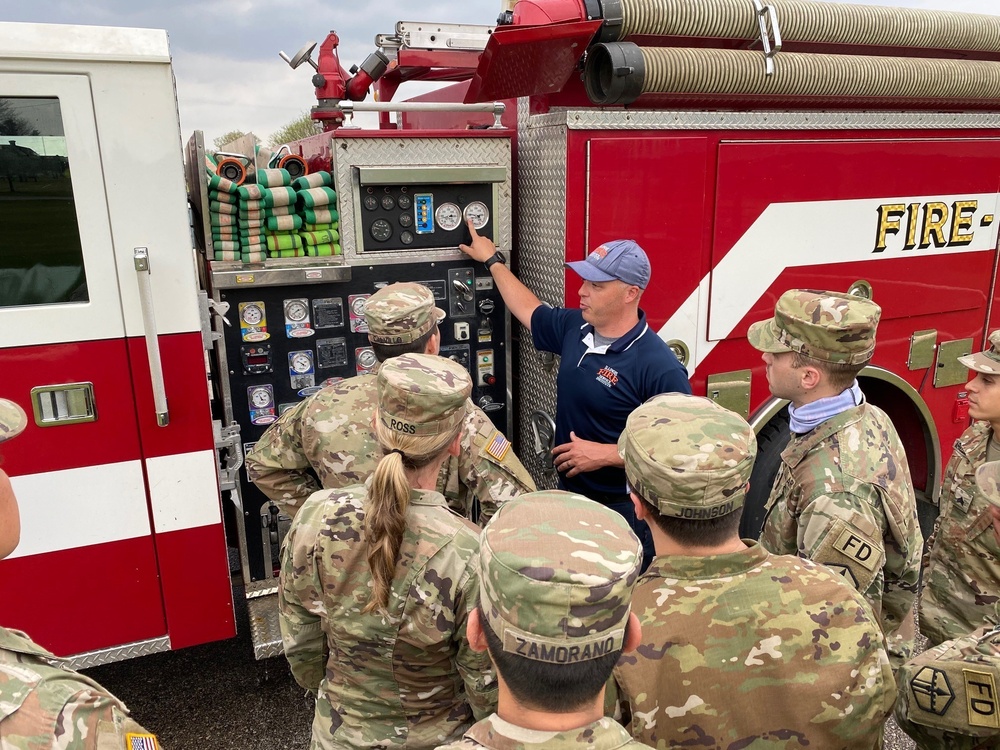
[{"x1": 134, "y1": 247, "x2": 169, "y2": 427}]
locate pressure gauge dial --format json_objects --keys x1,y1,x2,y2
[
  {"x1": 290, "y1": 352, "x2": 312, "y2": 374},
  {"x1": 381, "y1": 195, "x2": 396, "y2": 210},
  {"x1": 397, "y1": 194, "x2": 412, "y2": 210},
  {"x1": 363, "y1": 195, "x2": 378, "y2": 211},
  {"x1": 241, "y1": 303, "x2": 264, "y2": 326},
  {"x1": 435, "y1": 202, "x2": 462, "y2": 231},
  {"x1": 399, "y1": 212, "x2": 413, "y2": 227},
  {"x1": 351, "y1": 296, "x2": 368, "y2": 316},
  {"x1": 400, "y1": 231, "x2": 414, "y2": 245},
  {"x1": 370, "y1": 219, "x2": 392, "y2": 242},
  {"x1": 357, "y1": 348, "x2": 378, "y2": 370},
  {"x1": 249, "y1": 386, "x2": 272, "y2": 409},
  {"x1": 463, "y1": 201, "x2": 489, "y2": 230},
  {"x1": 284, "y1": 299, "x2": 308, "y2": 322}
]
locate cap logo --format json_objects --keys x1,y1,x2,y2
[{"x1": 589, "y1": 245, "x2": 610, "y2": 261}]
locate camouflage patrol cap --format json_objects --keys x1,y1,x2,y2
[
  {"x1": 0, "y1": 398, "x2": 26, "y2": 444},
  {"x1": 479, "y1": 492, "x2": 641, "y2": 664},
  {"x1": 618, "y1": 394, "x2": 756, "y2": 519},
  {"x1": 747, "y1": 289, "x2": 881, "y2": 365},
  {"x1": 376, "y1": 353, "x2": 470, "y2": 438},
  {"x1": 959, "y1": 330, "x2": 1000, "y2": 375},
  {"x1": 364, "y1": 282, "x2": 446, "y2": 346},
  {"x1": 976, "y1": 461, "x2": 1000, "y2": 509},
  {"x1": 895, "y1": 625, "x2": 1000, "y2": 747}
]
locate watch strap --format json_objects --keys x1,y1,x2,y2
[{"x1": 484, "y1": 251, "x2": 506, "y2": 270}]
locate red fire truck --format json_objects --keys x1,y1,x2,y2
[{"x1": 4, "y1": 0, "x2": 1000, "y2": 664}]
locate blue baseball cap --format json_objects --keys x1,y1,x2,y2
[{"x1": 566, "y1": 239, "x2": 650, "y2": 289}]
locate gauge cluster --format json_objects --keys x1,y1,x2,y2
[{"x1": 358, "y1": 183, "x2": 495, "y2": 252}]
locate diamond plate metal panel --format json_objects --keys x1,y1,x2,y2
[
  {"x1": 66, "y1": 636, "x2": 171, "y2": 671},
  {"x1": 529, "y1": 109, "x2": 1000, "y2": 131},
  {"x1": 517, "y1": 101, "x2": 569, "y2": 490},
  {"x1": 248, "y1": 594, "x2": 284, "y2": 660},
  {"x1": 332, "y1": 136, "x2": 512, "y2": 266}
]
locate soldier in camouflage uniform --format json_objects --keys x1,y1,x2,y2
[
  {"x1": 921, "y1": 331, "x2": 1000, "y2": 647},
  {"x1": 437, "y1": 492, "x2": 652, "y2": 750},
  {"x1": 895, "y1": 460, "x2": 1000, "y2": 750},
  {"x1": 0, "y1": 398, "x2": 162, "y2": 749},
  {"x1": 749, "y1": 289, "x2": 922, "y2": 667},
  {"x1": 246, "y1": 281, "x2": 534, "y2": 524},
  {"x1": 279, "y1": 354, "x2": 497, "y2": 749},
  {"x1": 611, "y1": 393, "x2": 896, "y2": 748}
]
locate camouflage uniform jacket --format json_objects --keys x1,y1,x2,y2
[
  {"x1": 920, "y1": 421, "x2": 1000, "y2": 646},
  {"x1": 0, "y1": 625, "x2": 159, "y2": 749},
  {"x1": 436, "y1": 714, "x2": 654, "y2": 750},
  {"x1": 246, "y1": 370, "x2": 534, "y2": 522},
  {"x1": 759, "y1": 401, "x2": 922, "y2": 665},
  {"x1": 278, "y1": 484, "x2": 497, "y2": 749},
  {"x1": 612, "y1": 542, "x2": 896, "y2": 749}
]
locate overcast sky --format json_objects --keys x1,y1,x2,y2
[{"x1": 3, "y1": 0, "x2": 999, "y2": 144}]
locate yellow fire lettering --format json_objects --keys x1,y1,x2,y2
[
  {"x1": 904, "y1": 203, "x2": 920, "y2": 250},
  {"x1": 874, "y1": 203, "x2": 905, "y2": 252},
  {"x1": 920, "y1": 202, "x2": 949, "y2": 249},
  {"x1": 950, "y1": 200, "x2": 977, "y2": 246}
]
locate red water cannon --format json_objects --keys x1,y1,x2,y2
[{"x1": 280, "y1": 32, "x2": 389, "y2": 130}]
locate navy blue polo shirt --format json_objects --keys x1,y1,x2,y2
[{"x1": 531, "y1": 306, "x2": 691, "y2": 497}]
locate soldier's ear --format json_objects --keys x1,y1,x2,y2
[
  {"x1": 622, "y1": 612, "x2": 642, "y2": 654},
  {"x1": 466, "y1": 607, "x2": 489, "y2": 652},
  {"x1": 630, "y1": 491, "x2": 645, "y2": 519},
  {"x1": 447, "y1": 431, "x2": 462, "y2": 457}
]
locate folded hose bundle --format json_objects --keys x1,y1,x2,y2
[
  {"x1": 300, "y1": 229, "x2": 340, "y2": 246},
  {"x1": 213, "y1": 240, "x2": 240, "y2": 253},
  {"x1": 209, "y1": 200, "x2": 237, "y2": 215},
  {"x1": 266, "y1": 214, "x2": 303, "y2": 232},
  {"x1": 292, "y1": 171, "x2": 333, "y2": 190},
  {"x1": 264, "y1": 205, "x2": 294, "y2": 218},
  {"x1": 256, "y1": 168, "x2": 291, "y2": 187},
  {"x1": 298, "y1": 187, "x2": 337, "y2": 209},
  {"x1": 237, "y1": 184, "x2": 265, "y2": 201},
  {"x1": 274, "y1": 248, "x2": 307, "y2": 258},
  {"x1": 214, "y1": 250, "x2": 242, "y2": 261},
  {"x1": 266, "y1": 233, "x2": 302, "y2": 252},
  {"x1": 238, "y1": 218, "x2": 265, "y2": 230},
  {"x1": 239, "y1": 198, "x2": 264, "y2": 211},
  {"x1": 208, "y1": 190, "x2": 237, "y2": 205},
  {"x1": 303, "y1": 222, "x2": 337, "y2": 233},
  {"x1": 212, "y1": 229, "x2": 237, "y2": 241},
  {"x1": 211, "y1": 213, "x2": 236, "y2": 228},
  {"x1": 305, "y1": 243, "x2": 341, "y2": 257},
  {"x1": 303, "y1": 208, "x2": 338, "y2": 225},
  {"x1": 241, "y1": 251, "x2": 268, "y2": 263},
  {"x1": 208, "y1": 173, "x2": 239, "y2": 194},
  {"x1": 239, "y1": 210, "x2": 264, "y2": 223},
  {"x1": 263, "y1": 186, "x2": 297, "y2": 207}
]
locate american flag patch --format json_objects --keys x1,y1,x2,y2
[
  {"x1": 485, "y1": 431, "x2": 510, "y2": 461},
  {"x1": 127, "y1": 733, "x2": 160, "y2": 750}
]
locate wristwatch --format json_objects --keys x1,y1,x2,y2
[{"x1": 484, "y1": 250, "x2": 506, "y2": 270}]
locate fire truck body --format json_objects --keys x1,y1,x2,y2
[
  {"x1": 5, "y1": 0, "x2": 1000, "y2": 664},
  {"x1": 0, "y1": 23, "x2": 234, "y2": 664}
]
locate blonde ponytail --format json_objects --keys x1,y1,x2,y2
[{"x1": 363, "y1": 421, "x2": 463, "y2": 614}]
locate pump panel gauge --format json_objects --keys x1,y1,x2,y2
[
  {"x1": 284, "y1": 299, "x2": 308, "y2": 322},
  {"x1": 397, "y1": 194, "x2": 412, "y2": 210},
  {"x1": 370, "y1": 219, "x2": 392, "y2": 242},
  {"x1": 363, "y1": 195, "x2": 379, "y2": 211},
  {"x1": 435, "y1": 202, "x2": 462, "y2": 232},
  {"x1": 289, "y1": 351, "x2": 313, "y2": 374},
  {"x1": 356, "y1": 347, "x2": 378, "y2": 375},
  {"x1": 380, "y1": 195, "x2": 396, "y2": 210},
  {"x1": 463, "y1": 201, "x2": 489, "y2": 230}
]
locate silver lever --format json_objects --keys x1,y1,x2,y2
[
  {"x1": 133, "y1": 247, "x2": 169, "y2": 427},
  {"x1": 752, "y1": 0, "x2": 782, "y2": 76}
]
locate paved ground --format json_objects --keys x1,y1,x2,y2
[
  {"x1": 82, "y1": 585, "x2": 921, "y2": 749},
  {"x1": 83, "y1": 587, "x2": 313, "y2": 749}
]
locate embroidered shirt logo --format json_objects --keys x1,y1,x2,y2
[{"x1": 596, "y1": 366, "x2": 619, "y2": 388}]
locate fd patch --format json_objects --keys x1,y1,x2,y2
[
  {"x1": 910, "y1": 666, "x2": 956, "y2": 717},
  {"x1": 813, "y1": 519, "x2": 884, "y2": 594},
  {"x1": 964, "y1": 669, "x2": 1000, "y2": 729}
]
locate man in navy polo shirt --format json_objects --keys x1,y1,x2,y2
[{"x1": 458, "y1": 221, "x2": 690, "y2": 565}]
